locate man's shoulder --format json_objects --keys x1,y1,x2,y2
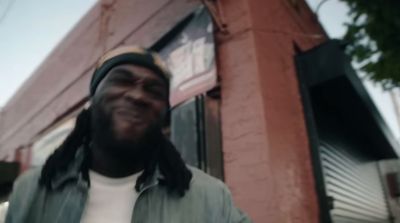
[
  {"x1": 187, "y1": 166, "x2": 228, "y2": 193},
  {"x1": 185, "y1": 166, "x2": 253, "y2": 222},
  {"x1": 13, "y1": 167, "x2": 42, "y2": 191},
  {"x1": 7, "y1": 167, "x2": 42, "y2": 213}
]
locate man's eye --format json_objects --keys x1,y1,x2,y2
[
  {"x1": 111, "y1": 77, "x2": 136, "y2": 85},
  {"x1": 147, "y1": 87, "x2": 164, "y2": 97}
]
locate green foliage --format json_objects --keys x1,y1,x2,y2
[{"x1": 339, "y1": 0, "x2": 400, "y2": 89}]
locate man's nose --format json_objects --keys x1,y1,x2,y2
[{"x1": 123, "y1": 86, "x2": 148, "y2": 106}]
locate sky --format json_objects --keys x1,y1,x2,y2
[
  {"x1": 0, "y1": 0, "x2": 97, "y2": 107},
  {"x1": 305, "y1": 0, "x2": 351, "y2": 38}
]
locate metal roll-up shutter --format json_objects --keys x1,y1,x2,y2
[{"x1": 320, "y1": 142, "x2": 391, "y2": 223}]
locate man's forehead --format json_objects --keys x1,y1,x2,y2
[
  {"x1": 107, "y1": 64, "x2": 165, "y2": 82},
  {"x1": 94, "y1": 64, "x2": 166, "y2": 94},
  {"x1": 89, "y1": 46, "x2": 171, "y2": 97}
]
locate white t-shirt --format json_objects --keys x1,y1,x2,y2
[{"x1": 80, "y1": 170, "x2": 142, "y2": 223}]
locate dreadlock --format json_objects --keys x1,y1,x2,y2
[
  {"x1": 39, "y1": 108, "x2": 92, "y2": 188},
  {"x1": 39, "y1": 107, "x2": 192, "y2": 197}
]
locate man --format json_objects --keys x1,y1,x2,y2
[{"x1": 6, "y1": 46, "x2": 252, "y2": 223}]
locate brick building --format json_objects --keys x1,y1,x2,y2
[{"x1": 1, "y1": 0, "x2": 400, "y2": 222}]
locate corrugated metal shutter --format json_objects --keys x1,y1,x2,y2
[{"x1": 320, "y1": 142, "x2": 391, "y2": 223}]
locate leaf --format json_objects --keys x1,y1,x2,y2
[{"x1": 339, "y1": 0, "x2": 400, "y2": 88}]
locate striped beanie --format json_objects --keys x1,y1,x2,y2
[{"x1": 90, "y1": 46, "x2": 171, "y2": 97}]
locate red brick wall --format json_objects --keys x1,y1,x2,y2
[{"x1": 217, "y1": 0, "x2": 327, "y2": 222}]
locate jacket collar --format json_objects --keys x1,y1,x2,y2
[
  {"x1": 50, "y1": 146, "x2": 162, "y2": 191},
  {"x1": 51, "y1": 147, "x2": 86, "y2": 189}
]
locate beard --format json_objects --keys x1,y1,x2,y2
[{"x1": 90, "y1": 102, "x2": 163, "y2": 161}]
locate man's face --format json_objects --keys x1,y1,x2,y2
[{"x1": 91, "y1": 64, "x2": 169, "y2": 147}]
